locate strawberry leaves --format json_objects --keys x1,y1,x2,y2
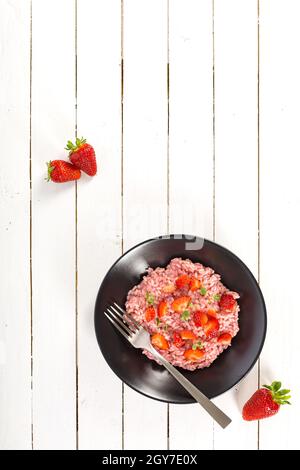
[
  {"x1": 263, "y1": 381, "x2": 291, "y2": 405},
  {"x1": 45, "y1": 161, "x2": 55, "y2": 181},
  {"x1": 65, "y1": 137, "x2": 87, "y2": 154}
]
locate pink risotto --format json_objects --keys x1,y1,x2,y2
[{"x1": 125, "y1": 258, "x2": 240, "y2": 371}]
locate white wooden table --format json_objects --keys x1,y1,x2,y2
[{"x1": 1, "y1": 0, "x2": 299, "y2": 451}]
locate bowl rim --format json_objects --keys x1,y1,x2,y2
[{"x1": 94, "y1": 234, "x2": 267, "y2": 403}]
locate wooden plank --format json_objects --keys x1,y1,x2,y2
[
  {"x1": 0, "y1": 0, "x2": 31, "y2": 450},
  {"x1": 31, "y1": 0, "x2": 76, "y2": 449},
  {"x1": 259, "y1": 0, "x2": 300, "y2": 450},
  {"x1": 213, "y1": 0, "x2": 259, "y2": 450},
  {"x1": 76, "y1": 0, "x2": 123, "y2": 450},
  {"x1": 168, "y1": 0, "x2": 214, "y2": 450},
  {"x1": 122, "y1": 0, "x2": 168, "y2": 450}
]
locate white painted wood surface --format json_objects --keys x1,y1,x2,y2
[
  {"x1": 31, "y1": 0, "x2": 76, "y2": 450},
  {"x1": 259, "y1": 0, "x2": 300, "y2": 451},
  {"x1": 213, "y1": 0, "x2": 259, "y2": 450},
  {"x1": 122, "y1": 0, "x2": 168, "y2": 450},
  {"x1": 0, "y1": 0, "x2": 31, "y2": 450},
  {"x1": 168, "y1": 0, "x2": 214, "y2": 450},
  {"x1": 76, "y1": 0, "x2": 123, "y2": 450},
  {"x1": 0, "y1": 0, "x2": 299, "y2": 450}
]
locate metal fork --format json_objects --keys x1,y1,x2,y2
[{"x1": 104, "y1": 302, "x2": 232, "y2": 429}]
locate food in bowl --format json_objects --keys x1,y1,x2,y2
[{"x1": 125, "y1": 258, "x2": 240, "y2": 371}]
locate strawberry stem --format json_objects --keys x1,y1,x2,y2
[
  {"x1": 262, "y1": 381, "x2": 291, "y2": 405},
  {"x1": 65, "y1": 137, "x2": 86, "y2": 154},
  {"x1": 45, "y1": 161, "x2": 55, "y2": 182}
]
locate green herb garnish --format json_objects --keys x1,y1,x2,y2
[
  {"x1": 163, "y1": 324, "x2": 169, "y2": 331},
  {"x1": 145, "y1": 292, "x2": 155, "y2": 305},
  {"x1": 180, "y1": 310, "x2": 190, "y2": 321},
  {"x1": 213, "y1": 294, "x2": 221, "y2": 301},
  {"x1": 192, "y1": 340, "x2": 203, "y2": 351},
  {"x1": 199, "y1": 287, "x2": 207, "y2": 296},
  {"x1": 155, "y1": 317, "x2": 161, "y2": 326}
]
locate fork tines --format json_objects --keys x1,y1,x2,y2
[{"x1": 104, "y1": 302, "x2": 139, "y2": 340}]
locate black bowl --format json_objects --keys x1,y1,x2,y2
[{"x1": 95, "y1": 235, "x2": 267, "y2": 403}]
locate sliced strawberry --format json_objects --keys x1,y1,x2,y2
[
  {"x1": 145, "y1": 306, "x2": 155, "y2": 322},
  {"x1": 219, "y1": 293, "x2": 236, "y2": 312},
  {"x1": 158, "y1": 300, "x2": 168, "y2": 318},
  {"x1": 207, "y1": 308, "x2": 217, "y2": 318},
  {"x1": 184, "y1": 349, "x2": 205, "y2": 361},
  {"x1": 173, "y1": 332, "x2": 185, "y2": 348},
  {"x1": 171, "y1": 296, "x2": 191, "y2": 313},
  {"x1": 180, "y1": 330, "x2": 197, "y2": 340},
  {"x1": 203, "y1": 317, "x2": 219, "y2": 337},
  {"x1": 193, "y1": 310, "x2": 208, "y2": 327},
  {"x1": 190, "y1": 277, "x2": 201, "y2": 291},
  {"x1": 176, "y1": 274, "x2": 191, "y2": 289},
  {"x1": 151, "y1": 333, "x2": 169, "y2": 350},
  {"x1": 162, "y1": 284, "x2": 176, "y2": 294},
  {"x1": 217, "y1": 333, "x2": 232, "y2": 345}
]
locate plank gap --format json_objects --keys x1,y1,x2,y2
[
  {"x1": 257, "y1": 0, "x2": 261, "y2": 451},
  {"x1": 166, "y1": 0, "x2": 170, "y2": 451},
  {"x1": 121, "y1": 0, "x2": 125, "y2": 451},
  {"x1": 212, "y1": 0, "x2": 216, "y2": 450},
  {"x1": 29, "y1": 0, "x2": 34, "y2": 451},
  {"x1": 212, "y1": 0, "x2": 216, "y2": 244},
  {"x1": 75, "y1": 0, "x2": 79, "y2": 450}
]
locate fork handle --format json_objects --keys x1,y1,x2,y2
[{"x1": 148, "y1": 347, "x2": 232, "y2": 429}]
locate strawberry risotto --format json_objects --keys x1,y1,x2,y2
[{"x1": 125, "y1": 258, "x2": 240, "y2": 371}]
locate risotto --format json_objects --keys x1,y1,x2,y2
[{"x1": 125, "y1": 258, "x2": 240, "y2": 371}]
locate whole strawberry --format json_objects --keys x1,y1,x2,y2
[
  {"x1": 66, "y1": 137, "x2": 97, "y2": 176},
  {"x1": 46, "y1": 160, "x2": 81, "y2": 183},
  {"x1": 242, "y1": 381, "x2": 291, "y2": 421}
]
